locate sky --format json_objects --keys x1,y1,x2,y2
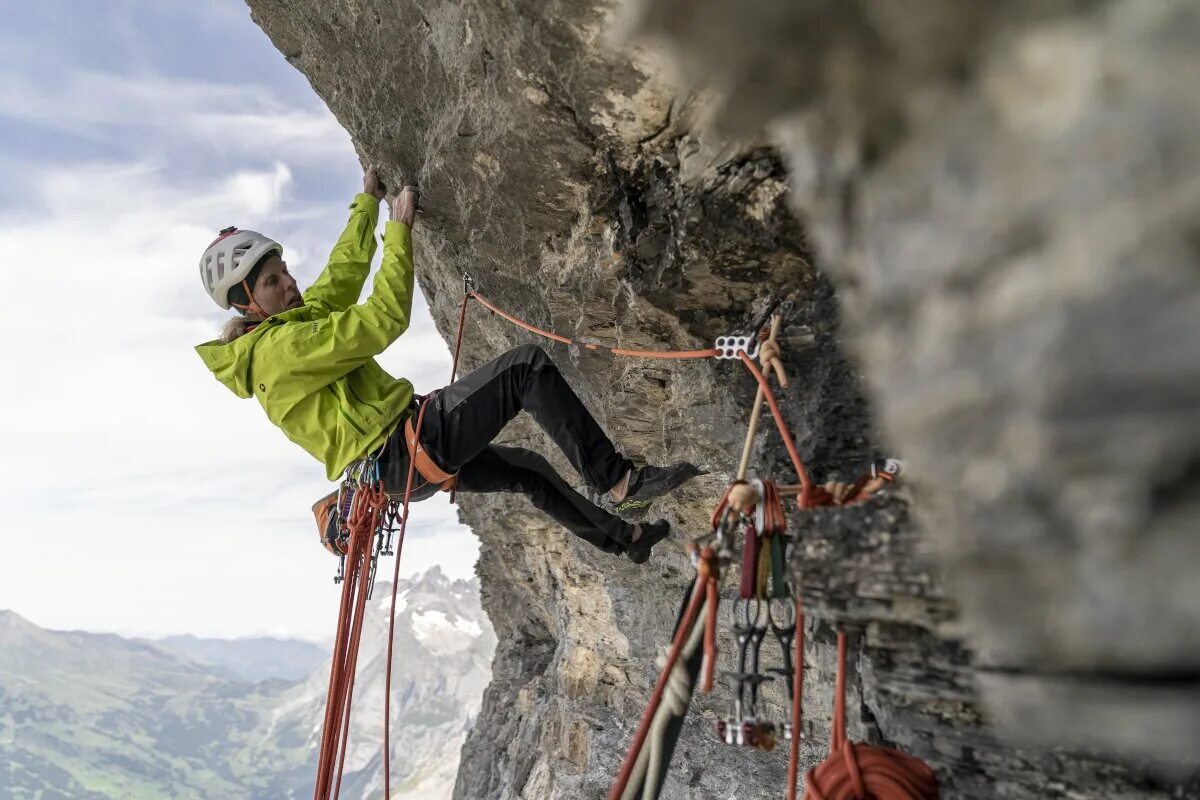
[{"x1": 0, "y1": 0, "x2": 479, "y2": 642}]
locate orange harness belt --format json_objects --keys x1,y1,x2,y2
[{"x1": 403, "y1": 404, "x2": 457, "y2": 492}]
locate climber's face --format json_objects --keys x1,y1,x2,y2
[{"x1": 252, "y1": 255, "x2": 303, "y2": 316}]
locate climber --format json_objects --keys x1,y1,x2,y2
[{"x1": 195, "y1": 167, "x2": 700, "y2": 563}]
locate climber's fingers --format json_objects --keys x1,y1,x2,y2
[
  {"x1": 363, "y1": 166, "x2": 386, "y2": 200},
  {"x1": 391, "y1": 186, "x2": 418, "y2": 227}
]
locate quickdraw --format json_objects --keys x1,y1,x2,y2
[{"x1": 716, "y1": 478, "x2": 795, "y2": 752}]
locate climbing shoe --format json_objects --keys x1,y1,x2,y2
[
  {"x1": 613, "y1": 462, "x2": 703, "y2": 517},
  {"x1": 627, "y1": 520, "x2": 671, "y2": 564}
]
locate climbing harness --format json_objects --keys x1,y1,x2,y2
[{"x1": 404, "y1": 393, "x2": 458, "y2": 492}]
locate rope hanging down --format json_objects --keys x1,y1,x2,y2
[
  {"x1": 608, "y1": 546, "x2": 720, "y2": 800},
  {"x1": 803, "y1": 631, "x2": 938, "y2": 800},
  {"x1": 312, "y1": 403, "x2": 426, "y2": 798},
  {"x1": 313, "y1": 470, "x2": 393, "y2": 799}
]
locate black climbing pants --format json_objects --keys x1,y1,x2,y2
[{"x1": 377, "y1": 344, "x2": 635, "y2": 553}]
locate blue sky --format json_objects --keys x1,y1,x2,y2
[{"x1": 0, "y1": 0, "x2": 478, "y2": 641}]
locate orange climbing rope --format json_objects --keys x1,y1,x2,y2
[
  {"x1": 313, "y1": 475, "x2": 391, "y2": 799},
  {"x1": 735, "y1": 350, "x2": 812, "y2": 503},
  {"x1": 313, "y1": 411, "x2": 423, "y2": 799},
  {"x1": 466, "y1": 290, "x2": 723, "y2": 360},
  {"x1": 802, "y1": 631, "x2": 938, "y2": 800},
  {"x1": 381, "y1": 402, "x2": 428, "y2": 797}
]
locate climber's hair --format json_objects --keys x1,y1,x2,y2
[{"x1": 220, "y1": 317, "x2": 256, "y2": 343}]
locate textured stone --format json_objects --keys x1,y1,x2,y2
[
  {"x1": 245, "y1": 0, "x2": 1200, "y2": 797},
  {"x1": 627, "y1": 0, "x2": 1200, "y2": 768}
]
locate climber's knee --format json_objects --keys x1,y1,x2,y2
[{"x1": 510, "y1": 342, "x2": 548, "y2": 368}]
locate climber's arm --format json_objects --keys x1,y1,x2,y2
[
  {"x1": 302, "y1": 169, "x2": 388, "y2": 317},
  {"x1": 276, "y1": 219, "x2": 415, "y2": 390}
]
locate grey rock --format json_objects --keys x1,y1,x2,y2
[{"x1": 244, "y1": 0, "x2": 1200, "y2": 797}]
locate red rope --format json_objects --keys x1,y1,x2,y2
[
  {"x1": 313, "y1": 480, "x2": 389, "y2": 799},
  {"x1": 314, "y1": 414, "x2": 422, "y2": 798},
  {"x1": 382, "y1": 403, "x2": 426, "y2": 797},
  {"x1": 313, "y1": 532, "x2": 359, "y2": 797},
  {"x1": 736, "y1": 351, "x2": 812, "y2": 503},
  {"x1": 802, "y1": 631, "x2": 939, "y2": 800},
  {"x1": 447, "y1": 296, "x2": 471, "y2": 504},
  {"x1": 701, "y1": 566, "x2": 720, "y2": 693},
  {"x1": 449, "y1": 294, "x2": 470, "y2": 382},
  {"x1": 467, "y1": 291, "x2": 721, "y2": 360}
]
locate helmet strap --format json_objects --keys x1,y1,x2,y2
[{"x1": 230, "y1": 278, "x2": 270, "y2": 320}]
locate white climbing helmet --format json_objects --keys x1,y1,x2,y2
[{"x1": 198, "y1": 226, "x2": 283, "y2": 310}]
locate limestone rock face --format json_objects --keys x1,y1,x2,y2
[
  {"x1": 627, "y1": 0, "x2": 1200, "y2": 767},
  {"x1": 246, "y1": 0, "x2": 1199, "y2": 797}
]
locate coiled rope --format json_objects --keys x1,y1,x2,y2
[{"x1": 803, "y1": 631, "x2": 938, "y2": 800}]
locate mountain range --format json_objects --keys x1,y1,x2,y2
[{"x1": 0, "y1": 567, "x2": 494, "y2": 799}]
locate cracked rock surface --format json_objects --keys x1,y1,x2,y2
[{"x1": 247, "y1": 0, "x2": 1199, "y2": 797}]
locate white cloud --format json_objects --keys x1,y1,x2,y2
[
  {"x1": 0, "y1": 64, "x2": 352, "y2": 162},
  {"x1": 192, "y1": 110, "x2": 354, "y2": 161},
  {"x1": 0, "y1": 85, "x2": 478, "y2": 640}
]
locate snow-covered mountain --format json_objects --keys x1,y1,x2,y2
[
  {"x1": 0, "y1": 567, "x2": 495, "y2": 799},
  {"x1": 262, "y1": 567, "x2": 497, "y2": 799}
]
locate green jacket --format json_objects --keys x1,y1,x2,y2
[{"x1": 196, "y1": 193, "x2": 415, "y2": 480}]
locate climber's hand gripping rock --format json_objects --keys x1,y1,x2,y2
[
  {"x1": 363, "y1": 166, "x2": 387, "y2": 200},
  {"x1": 391, "y1": 186, "x2": 418, "y2": 227}
]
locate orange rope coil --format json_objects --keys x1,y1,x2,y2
[{"x1": 803, "y1": 632, "x2": 938, "y2": 800}]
